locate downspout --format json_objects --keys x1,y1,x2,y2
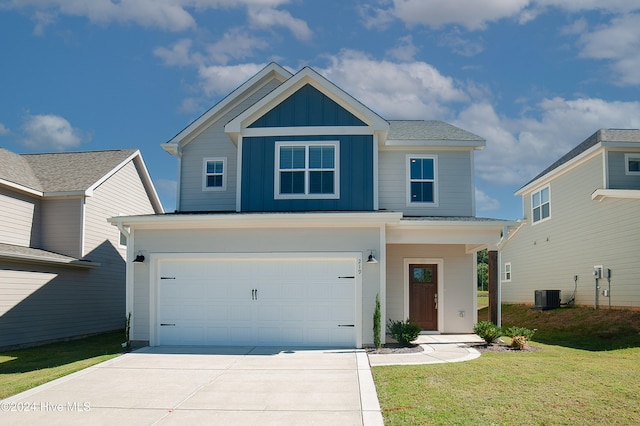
[{"x1": 116, "y1": 220, "x2": 134, "y2": 326}]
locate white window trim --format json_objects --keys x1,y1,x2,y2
[
  {"x1": 624, "y1": 153, "x2": 640, "y2": 175},
  {"x1": 503, "y1": 262, "x2": 511, "y2": 282},
  {"x1": 406, "y1": 154, "x2": 439, "y2": 206},
  {"x1": 202, "y1": 157, "x2": 227, "y2": 191},
  {"x1": 531, "y1": 185, "x2": 551, "y2": 225},
  {"x1": 274, "y1": 141, "x2": 340, "y2": 200}
]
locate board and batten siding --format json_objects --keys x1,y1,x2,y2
[
  {"x1": 40, "y1": 198, "x2": 83, "y2": 258},
  {"x1": 501, "y1": 154, "x2": 640, "y2": 308},
  {"x1": 0, "y1": 187, "x2": 41, "y2": 247},
  {"x1": 378, "y1": 150, "x2": 474, "y2": 216},
  {"x1": 179, "y1": 79, "x2": 283, "y2": 212},
  {"x1": 131, "y1": 226, "x2": 381, "y2": 344},
  {"x1": 241, "y1": 135, "x2": 374, "y2": 212}
]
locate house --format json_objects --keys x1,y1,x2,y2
[
  {"x1": 0, "y1": 148, "x2": 163, "y2": 349},
  {"x1": 109, "y1": 63, "x2": 514, "y2": 348},
  {"x1": 500, "y1": 129, "x2": 640, "y2": 309}
]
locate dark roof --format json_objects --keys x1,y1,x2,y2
[
  {"x1": 388, "y1": 120, "x2": 484, "y2": 142},
  {"x1": 520, "y1": 129, "x2": 640, "y2": 190},
  {"x1": 0, "y1": 148, "x2": 137, "y2": 193},
  {"x1": 0, "y1": 242, "x2": 98, "y2": 268}
]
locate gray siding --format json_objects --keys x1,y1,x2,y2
[
  {"x1": 607, "y1": 150, "x2": 640, "y2": 190},
  {"x1": 179, "y1": 79, "x2": 282, "y2": 212},
  {"x1": 378, "y1": 150, "x2": 474, "y2": 216},
  {"x1": 40, "y1": 198, "x2": 83, "y2": 258},
  {"x1": 502, "y1": 154, "x2": 640, "y2": 308},
  {"x1": 0, "y1": 187, "x2": 41, "y2": 247}
]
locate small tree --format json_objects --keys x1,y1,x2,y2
[
  {"x1": 387, "y1": 319, "x2": 421, "y2": 346},
  {"x1": 373, "y1": 294, "x2": 381, "y2": 348}
]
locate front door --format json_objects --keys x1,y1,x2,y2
[{"x1": 409, "y1": 264, "x2": 438, "y2": 330}]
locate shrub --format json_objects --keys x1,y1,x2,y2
[
  {"x1": 503, "y1": 326, "x2": 536, "y2": 341},
  {"x1": 511, "y1": 335, "x2": 528, "y2": 350},
  {"x1": 387, "y1": 319, "x2": 421, "y2": 346},
  {"x1": 473, "y1": 321, "x2": 502, "y2": 344},
  {"x1": 373, "y1": 294, "x2": 381, "y2": 348}
]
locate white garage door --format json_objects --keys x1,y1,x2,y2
[{"x1": 156, "y1": 256, "x2": 357, "y2": 347}]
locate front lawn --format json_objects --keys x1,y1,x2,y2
[
  {"x1": 373, "y1": 305, "x2": 640, "y2": 425},
  {"x1": 0, "y1": 331, "x2": 124, "y2": 399}
]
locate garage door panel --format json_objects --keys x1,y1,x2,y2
[{"x1": 157, "y1": 256, "x2": 357, "y2": 347}]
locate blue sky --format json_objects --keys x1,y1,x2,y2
[{"x1": 2, "y1": 1, "x2": 640, "y2": 219}]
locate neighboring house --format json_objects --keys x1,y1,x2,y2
[
  {"x1": 110, "y1": 63, "x2": 513, "y2": 348},
  {"x1": 0, "y1": 148, "x2": 163, "y2": 349},
  {"x1": 501, "y1": 129, "x2": 640, "y2": 309}
]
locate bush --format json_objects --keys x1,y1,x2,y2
[
  {"x1": 503, "y1": 326, "x2": 536, "y2": 341},
  {"x1": 510, "y1": 335, "x2": 528, "y2": 350},
  {"x1": 473, "y1": 321, "x2": 502, "y2": 344},
  {"x1": 373, "y1": 294, "x2": 381, "y2": 348},
  {"x1": 387, "y1": 319, "x2": 421, "y2": 346}
]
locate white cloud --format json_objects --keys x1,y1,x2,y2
[
  {"x1": 206, "y1": 29, "x2": 269, "y2": 64},
  {"x1": 377, "y1": 0, "x2": 531, "y2": 30},
  {"x1": 0, "y1": 123, "x2": 9, "y2": 135},
  {"x1": 475, "y1": 188, "x2": 501, "y2": 212},
  {"x1": 386, "y1": 35, "x2": 418, "y2": 62},
  {"x1": 154, "y1": 38, "x2": 197, "y2": 66},
  {"x1": 575, "y1": 13, "x2": 640, "y2": 85},
  {"x1": 533, "y1": 0, "x2": 640, "y2": 14},
  {"x1": 319, "y1": 50, "x2": 468, "y2": 119},
  {"x1": 248, "y1": 6, "x2": 312, "y2": 41},
  {"x1": 197, "y1": 63, "x2": 268, "y2": 97},
  {"x1": 459, "y1": 98, "x2": 640, "y2": 186},
  {"x1": 20, "y1": 114, "x2": 89, "y2": 150}
]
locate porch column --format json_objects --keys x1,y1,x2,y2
[{"x1": 488, "y1": 250, "x2": 499, "y2": 325}]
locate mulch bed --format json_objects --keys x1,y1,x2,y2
[
  {"x1": 365, "y1": 344, "x2": 424, "y2": 354},
  {"x1": 469, "y1": 343, "x2": 542, "y2": 353}
]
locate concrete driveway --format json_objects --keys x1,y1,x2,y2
[{"x1": 3, "y1": 346, "x2": 382, "y2": 425}]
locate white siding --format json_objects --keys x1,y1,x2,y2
[
  {"x1": 40, "y1": 198, "x2": 83, "y2": 258},
  {"x1": 378, "y1": 150, "x2": 474, "y2": 216},
  {"x1": 0, "y1": 187, "x2": 41, "y2": 247},
  {"x1": 179, "y1": 79, "x2": 282, "y2": 212},
  {"x1": 502, "y1": 154, "x2": 640, "y2": 308},
  {"x1": 386, "y1": 244, "x2": 475, "y2": 333}
]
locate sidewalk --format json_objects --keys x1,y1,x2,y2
[{"x1": 367, "y1": 334, "x2": 483, "y2": 367}]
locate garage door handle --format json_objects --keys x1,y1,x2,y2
[
  {"x1": 338, "y1": 324, "x2": 355, "y2": 327},
  {"x1": 251, "y1": 289, "x2": 259, "y2": 300},
  {"x1": 160, "y1": 323, "x2": 175, "y2": 326}
]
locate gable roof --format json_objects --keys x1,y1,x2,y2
[
  {"x1": 518, "y1": 129, "x2": 640, "y2": 193},
  {"x1": 0, "y1": 148, "x2": 164, "y2": 212},
  {"x1": 386, "y1": 120, "x2": 485, "y2": 148},
  {"x1": 162, "y1": 63, "x2": 292, "y2": 155},
  {"x1": 224, "y1": 66, "x2": 389, "y2": 143}
]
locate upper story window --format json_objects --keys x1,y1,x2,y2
[
  {"x1": 504, "y1": 262, "x2": 512, "y2": 282},
  {"x1": 625, "y1": 153, "x2": 640, "y2": 175},
  {"x1": 203, "y1": 157, "x2": 226, "y2": 191},
  {"x1": 407, "y1": 155, "x2": 438, "y2": 205},
  {"x1": 532, "y1": 186, "x2": 550, "y2": 223},
  {"x1": 275, "y1": 141, "x2": 340, "y2": 199}
]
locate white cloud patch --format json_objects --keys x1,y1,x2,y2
[
  {"x1": 248, "y1": 6, "x2": 312, "y2": 41},
  {"x1": 197, "y1": 63, "x2": 268, "y2": 97},
  {"x1": 319, "y1": 50, "x2": 468, "y2": 119},
  {"x1": 206, "y1": 28, "x2": 270, "y2": 64},
  {"x1": 475, "y1": 188, "x2": 501, "y2": 212},
  {"x1": 0, "y1": 123, "x2": 9, "y2": 135},
  {"x1": 20, "y1": 114, "x2": 89, "y2": 150},
  {"x1": 386, "y1": 35, "x2": 418, "y2": 62},
  {"x1": 575, "y1": 13, "x2": 640, "y2": 86}
]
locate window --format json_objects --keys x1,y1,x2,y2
[
  {"x1": 504, "y1": 263, "x2": 511, "y2": 282},
  {"x1": 531, "y1": 186, "x2": 550, "y2": 223},
  {"x1": 625, "y1": 153, "x2": 640, "y2": 175},
  {"x1": 407, "y1": 155, "x2": 438, "y2": 205},
  {"x1": 275, "y1": 141, "x2": 339, "y2": 199},
  {"x1": 203, "y1": 157, "x2": 226, "y2": 191}
]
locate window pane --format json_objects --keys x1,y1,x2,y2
[
  {"x1": 541, "y1": 203, "x2": 550, "y2": 219},
  {"x1": 292, "y1": 147, "x2": 305, "y2": 168},
  {"x1": 280, "y1": 171, "x2": 305, "y2": 194},
  {"x1": 207, "y1": 161, "x2": 223, "y2": 174},
  {"x1": 309, "y1": 171, "x2": 334, "y2": 194},
  {"x1": 532, "y1": 192, "x2": 540, "y2": 207},
  {"x1": 309, "y1": 146, "x2": 335, "y2": 169},
  {"x1": 413, "y1": 267, "x2": 433, "y2": 283},
  {"x1": 422, "y1": 159, "x2": 434, "y2": 179},
  {"x1": 280, "y1": 147, "x2": 305, "y2": 169},
  {"x1": 629, "y1": 158, "x2": 640, "y2": 172},
  {"x1": 410, "y1": 182, "x2": 433, "y2": 203},
  {"x1": 410, "y1": 158, "x2": 421, "y2": 179},
  {"x1": 533, "y1": 206, "x2": 541, "y2": 222},
  {"x1": 540, "y1": 187, "x2": 549, "y2": 203},
  {"x1": 207, "y1": 175, "x2": 222, "y2": 187},
  {"x1": 410, "y1": 158, "x2": 434, "y2": 180}
]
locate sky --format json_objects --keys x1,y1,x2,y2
[{"x1": 2, "y1": 1, "x2": 640, "y2": 220}]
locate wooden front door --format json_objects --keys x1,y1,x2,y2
[{"x1": 409, "y1": 264, "x2": 438, "y2": 330}]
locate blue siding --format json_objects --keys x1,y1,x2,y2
[
  {"x1": 608, "y1": 151, "x2": 640, "y2": 190},
  {"x1": 249, "y1": 84, "x2": 367, "y2": 127},
  {"x1": 241, "y1": 135, "x2": 374, "y2": 211}
]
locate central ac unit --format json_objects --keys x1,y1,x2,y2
[{"x1": 534, "y1": 290, "x2": 561, "y2": 310}]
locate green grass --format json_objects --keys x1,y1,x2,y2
[
  {"x1": 0, "y1": 331, "x2": 124, "y2": 399},
  {"x1": 373, "y1": 304, "x2": 640, "y2": 425},
  {"x1": 477, "y1": 291, "x2": 488, "y2": 311}
]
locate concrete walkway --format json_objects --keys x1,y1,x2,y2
[{"x1": 368, "y1": 334, "x2": 484, "y2": 367}]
